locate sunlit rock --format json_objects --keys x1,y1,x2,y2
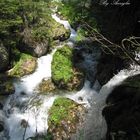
[
  {"x1": 36, "y1": 78, "x2": 56, "y2": 94},
  {"x1": 51, "y1": 46, "x2": 85, "y2": 91},
  {"x1": 47, "y1": 97, "x2": 85, "y2": 140},
  {"x1": 8, "y1": 53, "x2": 37, "y2": 78}
]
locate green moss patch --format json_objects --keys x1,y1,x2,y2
[
  {"x1": 51, "y1": 45, "x2": 84, "y2": 90},
  {"x1": 8, "y1": 53, "x2": 37, "y2": 77},
  {"x1": 52, "y1": 45, "x2": 73, "y2": 83},
  {"x1": 49, "y1": 97, "x2": 76, "y2": 125},
  {"x1": 48, "y1": 97, "x2": 85, "y2": 139}
]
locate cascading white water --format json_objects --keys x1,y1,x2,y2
[
  {"x1": 71, "y1": 65, "x2": 140, "y2": 140},
  {"x1": 1, "y1": 12, "x2": 140, "y2": 140},
  {"x1": 3, "y1": 49, "x2": 58, "y2": 140},
  {"x1": 1, "y1": 14, "x2": 98, "y2": 140}
]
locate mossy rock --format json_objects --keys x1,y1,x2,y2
[
  {"x1": 50, "y1": 17, "x2": 70, "y2": 41},
  {"x1": 19, "y1": 13, "x2": 70, "y2": 57},
  {"x1": 36, "y1": 78, "x2": 56, "y2": 94},
  {"x1": 48, "y1": 97, "x2": 85, "y2": 140},
  {"x1": 8, "y1": 53, "x2": 37, "y2": 78},
  {"x1": 51, "y1": 45, "x2": 84, "y2": 91},
  {"x1": 31, "y1": 15, "x2": 70, "y2": 42},
  {"x1": 0, "y1": 74, "x2": 15, "y2": 95}
]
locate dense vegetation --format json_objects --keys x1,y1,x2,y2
[
  {"x1": 0, "y1": 0, "x2": 70, "y2": 72},
  {"x1": 57, "y1": 0, "x2": 98, "y2": 40}
]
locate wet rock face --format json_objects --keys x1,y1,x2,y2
[
  {"x1": 0, "y1": 43, "x2": 9, "y2": 72},
  {"x1": 96, "y1": 53, "x2": 126, "y2": 86},
  {"x1": 0, "y1": 110, "x2": 5, "y2": 133},
  {"x1": 0, "y1": 103, "x2": 3, "y2": 110},
  {"x1": 102, "y1": 74, "x2": 140, "y2": 140}
]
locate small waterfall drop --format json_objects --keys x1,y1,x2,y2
[
  {"x1": 1, "y1": 11, "x2": 140, "y2": 140},
  {"x1": 1, "y1": 14, "x2": 98, "y2": 140},
  {"x1": 71, "y1": 64, "x2": 140, "y2": 140}
]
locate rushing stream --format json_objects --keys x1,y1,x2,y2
[{"x1": 1, "y1": 13, "x2": 140, "y2": 140}]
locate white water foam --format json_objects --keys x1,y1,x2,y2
[
  {"x1": 72, "y1": 64, "x2": 140, "y2": 140},
  {"x1": 3, "y1": 48, "x2": 57, "y2": 140},
  {"x1": 2, "y1": 14, "x2": 90, "y2": 140},
  {"x1": 14, "y1": 49, "x2": 56, "y2": 94},
  {"x1": 2, "y1": 11, "x2": 140, "y2": 140}
]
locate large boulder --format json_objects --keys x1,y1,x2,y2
[
  {"x1": 51, "y1": 45, "x2": 84, "y2": 91},
  {"x1": 0, "y1": 43, "x2": 9, "y2": 72},
  {"x1": 102, "y1": 74, "x2": 140, "y2": 140},
  {"x1": 18, "y1": 16, "x2": 70, "y2": 57},
  {"x1": 18, "y1": 28, "x2": 49, "y2": 57},
  {"x1": 47, "y1": 97, "x2": 85, "y2": 140},
  {"x1": 8, "y1": 53, "x2": 37, "y2": 78},
  {"x1": 96, "y1": 53, "x2": 127, "y2": 86}
]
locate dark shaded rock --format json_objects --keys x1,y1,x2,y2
[
  {"x1": 0, "y1": 110, "x2": 4, "y2": 133},
  {"x1": 73, "y1": 43, "x2": 101, "y2": 86},
  {"x1": 0, "y1": 124, "x2": 4, "y2": 132},
  {"x1": 0, "y1": 103, "x2": 3, "y2": 110},
  {"x1": 0, "y1": 74, "x2": 15, "y2": 95},
  {"x1": 102, "y1": 74, "x2": 140, "y2": 140},
  {"x1": 96, "y1": 53, "x2": 128, "y2": 86},
  {"x1": 20, "y1": 119, "x2": 29, "y2": 128},
  {"x1": 0, "y1": 43, "x2": 9, "y2": 72}
]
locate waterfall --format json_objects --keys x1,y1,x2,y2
[
  {"x1": 1, "y1": 14, "x2": 98, "y2": 140},
  {"x1": 1, "y1": 12, "x2": 140, "y2": 140},
  {"x1": 71, "y1": 64, "x2": 140, "y2": 140}
]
